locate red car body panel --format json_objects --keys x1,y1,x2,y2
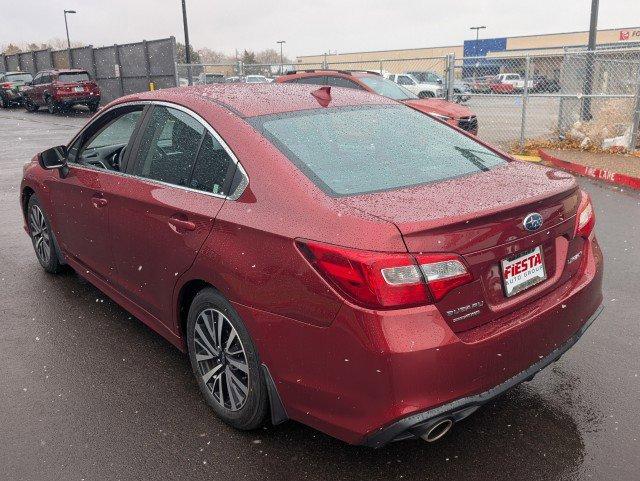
[
  {"x1": 20, "y1": 84, "x2": 603, "y2": 446},
  {"x1": 275, "y1": 70, "x2": 478, "y2": 134}
]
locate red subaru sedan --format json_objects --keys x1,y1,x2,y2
[{"x1": 20, "y1": 84, "x2": 603, "y2": 447}]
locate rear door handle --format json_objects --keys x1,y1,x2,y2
[
  {"x1": 168, "y1": 216, "x2": 196, "y2": 232},
  {"x1": 91, "y1": 196, "x2": 108, "y2": 208}
]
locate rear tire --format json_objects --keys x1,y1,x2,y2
[
  {"x1": 418, "y1": 91, "x2": 435, "y2": 98},
  {"x1": 187, "y1": 288, "x2": 268, "y2": 430},
  {"x1": 27, "y1": 195, "x2": 64, "y2": 274},
  {"x1": 24, "y1": 98, "x2": 39, "y2": 112},
  {"x1": 0, "y1": 95, "x2": 8, "y2": 108}
]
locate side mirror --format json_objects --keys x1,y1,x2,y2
[
  {"x1": 437, "y1": 79, "x2": 443, "y2": 84},
  {"x1": 39, "y1": 145, "x2": 69, "y2": 177}
]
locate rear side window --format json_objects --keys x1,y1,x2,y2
[
  {"x1": 190, "y1": 133, "x2": 233, "y2": 195},
  {"x1": 251, "y1": 105, "x2": 506, "y2": 197},
  {"x1": 326, "y1": 77, "x2": 364, "y2": 90},
  {"x1": 134, "y1": 106, "x2": 205, "y2": 187},
  {"x1": 58, "y1": 72, "x2": 90, "y2": 82},
  {"x1": 287, "y1": 76, "x2": 327, "y2": 85}
]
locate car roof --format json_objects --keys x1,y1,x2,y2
[
  {"x1": 4, "y1": 71, "x2": 31, "y2": 75},
  {"x1": 123, "y1": 83, "x2": 397, "y2": 118},
  {"x1": 279, "y1": 69, "x2": 379, "y2": 79},
  {"x1": 37, "y1": 69, "x2": 88, "y2": 75}
]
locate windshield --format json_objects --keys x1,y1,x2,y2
[
  {"x1": 359, "y1": 76, "x2": 417, "y2": 100},
  {"x1": 246, "y1": 76, "x2": 267, "y2": 83},
  {"x1": 251, "y1": 105, "x2": 506, "y2": 196},
  {"x1": 58, "y1": 72, "x2": 90, "y2": 83},
  {"x1": 6, "y1": 73, "x2": 33, "y2": 82}
]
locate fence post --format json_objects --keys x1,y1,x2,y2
[
  {"x1": 379, "y1": 60, "x2": 383, "y2": 75},
  {"x1": 519, "y1": 54, "x2": 531, "y2": 151},
  {"x1": 142, "y1": 40, "x2": 152, "y2": 90},
  {"x1": 628, "y1": 61, "x2": 640, "y2": 151},
  {"x1": 114, "y1": 44, "x2": 125, "y2": 98},
  {"x1": 446, "y1": 53, "x2": 455, "y2": 101}
]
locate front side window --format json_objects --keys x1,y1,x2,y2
[
  {"x1": 251, "y1": 105, "x2": 506, "y2": 197},
  {"x1": 133, "y1": 106, "x2": 205, "y2": 187},
  {"x1": 58, "y1": 72, "x2": 90, "y2": 83},
  {"x1": 397, "y1": 75, "x2": 413, "y2": 86},
  {"x1": 73, "y1": 107, "x2": 144, "y2": 170}
]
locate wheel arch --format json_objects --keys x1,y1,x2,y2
[{"x1": 21, "y1": 186, "x2": 36, "y2": 220}]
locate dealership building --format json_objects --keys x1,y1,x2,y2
[{"x1": 296, "y1": 26, "x2": 640, "y2": 80}]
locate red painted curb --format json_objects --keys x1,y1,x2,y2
[{"x1": 538, "y1": 149, "x2": 640, "y2": 191}]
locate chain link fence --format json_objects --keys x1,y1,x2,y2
[{"x1": 179, "y1": 47, "x2": 640, "y2": 153}]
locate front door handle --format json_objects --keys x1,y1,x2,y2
[
  {"x1": 168, "y1": 217, "x2": 196, "y2": 232},
  {"x1": 91, "y1": 196, "x2": 108, "y2": 208}
]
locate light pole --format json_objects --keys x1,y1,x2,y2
[
  {"x1": 469, "y1": 26, "x2": 486, "y2": 80},
  {"x1": 181, "y1": 0, "x2": 193, "y2": 85},
  {"x1": 277, "y1": 40, "x2": 285, "y2": 74},
  {"x1": 581, "y1": 0, "x2": 599, "y2": 120},
  {"x1": 64, "y1": 9, "x2": 76, "y2": 67}
]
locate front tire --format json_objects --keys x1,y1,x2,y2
[
  {"x1": 187, "y1": 288, "x2": 268, "y2": 430},
  {"x1": 46, "y1": 96, "x2": 59, "y2": 114},
  {"x1": 24, "y1": 98, "x2": 39, "y2": 112},
  {"x1": 27, "y1": 195, "x2": 64, "y2": 274}
]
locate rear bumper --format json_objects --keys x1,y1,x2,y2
[
  {"x1": 235, "y1": 235, "x2": 603, "y2": 446},
  {"x1": 55, "y1": 94, "x2": 100, "y2": 106},
  {"x1": 1, "y1": 89, "x2": 22, "y2": 102},
  {"x1": 362, "y1": 304, "x2": 603, "y2": 447}
]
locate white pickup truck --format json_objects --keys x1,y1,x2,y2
[
  {"x1": 495, "y1": 73, "x2": 534, "y2": 91},
  {"x1": 385, "y1": 73, "x2": 444, "y2": 98}
]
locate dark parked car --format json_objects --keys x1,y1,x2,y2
[
  {"x1": 20, "y1": 84, "x2": 602, "y2": 447},
  {"x1": 532, "y1": 75, "x2": 561, "y2": 93},
  {"x1": 21, "y1": 69, "x2": 101, "y2": 114},
  {"x1": 0, "y1": 71, "x2": 33, "y2": 107}
]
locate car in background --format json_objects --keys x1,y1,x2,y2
[
  {"x1": 467, "y1": 76, "x2": 494, "y2": 93},
  {"x1": 197, "y1": 73, "x2": 226, "y2": 84},
  {"x1": 407, "y1": 71, "x2": 471, "y2": 103},
  {"x1": 0, "y1": 71, "x2": 33, "y2": 107},
  {"x1": 20, "y1": 83, "x2": 603, "y2": 447},
  {"x1": 493, "y1": 73, "x2": 534, "y2": 93},
  {"x1": 245, "y1": 75, "x2": 271, "y2": 83},
  {"x1": 385, "y1": 73, "x2": 443, "y2": 98},
  {"x1": 532, "y1": 75, "x2": 561, "y2": 93},
  {"x1": 21, "y1": 69, "x2": 101, "y2": 114},
  {"x1": 276, "y1": 70, "x2": 478, "y2": 134}
]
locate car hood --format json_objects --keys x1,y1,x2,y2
[{"x1": 402, "y1": 98, "x2": 474, "y2": 119}]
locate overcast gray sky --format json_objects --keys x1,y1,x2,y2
[{"x1": 2, "y1": 0, "x2": 640, "y2": 57}]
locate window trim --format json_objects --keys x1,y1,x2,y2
[{"x1": 65, "y1": 100, "x2": 249, "y2": 201}]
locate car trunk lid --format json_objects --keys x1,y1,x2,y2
[{"x1": 339, "y1": 161, "x2": 582, "y2": 332}]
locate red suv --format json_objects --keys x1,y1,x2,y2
[
  {"x1": 22, "y1": 69, "x2": 101, "y2": 114},
  {"x1": 276, "y1": 70, "x2": 478, "y2": 135},
  {"x1": 20, "y1": 84, "x2": 602, "y2": 447}
]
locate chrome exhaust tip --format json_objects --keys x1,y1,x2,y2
[{"x1": 420, "y1": 419, "x2": 453, "y2": 443}]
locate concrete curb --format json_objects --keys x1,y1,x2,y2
[{"x1": 538, "y1": 149, "x2": 640, "y2": 191}]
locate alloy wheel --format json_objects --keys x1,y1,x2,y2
[
  {"x1": 194, "y1": 308, "x2": 249, "y2": 411},
  {"x1": 29, "y1": 204, "x2": 51, "y2": 265}
]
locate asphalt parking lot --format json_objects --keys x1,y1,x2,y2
[{"x1": 1, "y1": 107, "x2": 639, "y2": 481}]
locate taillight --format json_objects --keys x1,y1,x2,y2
[
  {"x1": 1, "y1": 82, "x2": 12, "y2": 89},
  {"x1": 576, "y1": 191, "x2": 595, "y2": 238},
  {"x1": 296, "y1": 240, "x2": 472, "y2": 309}
]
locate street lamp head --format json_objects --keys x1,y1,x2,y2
[
  {"x1": 64, "y1": 10, "x2": 76, "y2": 14},
  {"x1": 277, "y1": 40, "x2": 286, "y2": 44}
]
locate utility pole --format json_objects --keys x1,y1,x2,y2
[
  {"x1": 277, "y1": 40, "x2": 286, "y2": 74},
  {"x1": 181, "y1": 0, "x2": 193, "y2": 85},
  {"x1": 581, "y1": 0, "x2": 599, "y2": 120},
  {"x1": 63, "y1": 10, "x2": 76, "y2": 68}
]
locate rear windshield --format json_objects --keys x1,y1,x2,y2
[
  {"x1": 6, "y1": 73, "x2": 32, "y2": 82},
  {"x1": 58, "y1": 72, "x2": 90, "y2": 83},
  {"x1": 250, "y1": 105, "x2": 506, "y2": 196},
  {"x1": 359, "y1": 76, "x2": 416, "y2": 101}
]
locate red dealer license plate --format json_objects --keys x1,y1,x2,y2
[{"x1": 501, "y1": 246, "x2": 547, "y2": 297}]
